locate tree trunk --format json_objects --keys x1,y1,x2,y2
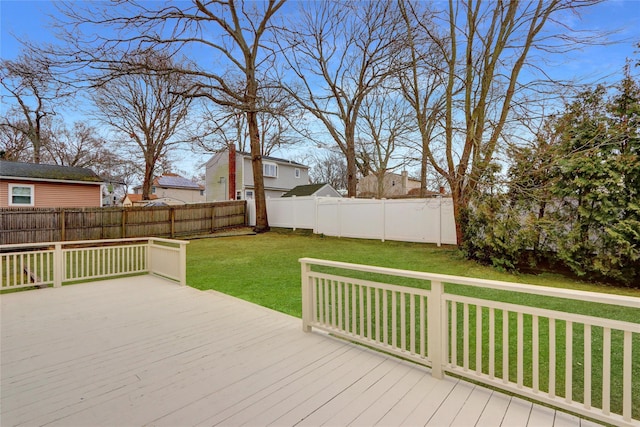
[
  {"x1": 345, "y1": 124, "x2": 357, "y2": 197},
  {"x1": 376, "y1": 171, "x2": 385, "y2": 198},
  {"x1": 248, "y1": 110, "x2": 269, "y2": 233},
  {"x1": 450, "y1": 181, "x2": 468, "y2": 246},
  {"x1": 142, "y1": 160, "x2": 154, "y2": 200},
  {"x1": 420, "y1": 152, "x2": 428, "y2": 198}
]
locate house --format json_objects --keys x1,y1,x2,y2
[
  {"x1": 205, "y1": 146, "x2": 310, "y2": 200},
  {"x1": 357, "y1": 171, "x2": 421, "y2": 198},
  {"x1": 282, "y1": 183, "x2": 342, "y2": 198},
  {"x1": 0, "y1": 160, "x2": 104, "y2": 208},
  {"x1": 132, "y1": 173, "x2": 205, "y2": 204},
  {"x1": 122, "y1": 193, "x2": 158, "y2": 207}
]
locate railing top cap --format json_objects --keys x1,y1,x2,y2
[
  {"x1": 0, "y1": 237, "x2": 189, "y2": 250},
  {"x1": 299, "y1": 257, "x2": 640, "y2": 308}
]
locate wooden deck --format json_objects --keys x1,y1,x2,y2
[{"x1": 1, "y1": 276, "x2": 601, "y2": 426}]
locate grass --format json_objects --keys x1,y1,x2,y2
[
  {"x1": 187, "y1": 228, "x2": 640, "y2": 421},
  {"x1": 186, "y1": 228, "x2": 640, "y2": 318}
]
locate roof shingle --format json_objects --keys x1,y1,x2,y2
[{"x1": 0, "y1": 160, "x2": 103, "y2": 183}]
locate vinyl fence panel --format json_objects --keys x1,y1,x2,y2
[
  {"x1": 255, "y1": 197, "x2": 457, "y2": 246},
  {"x1": 267, "y1": 196, "x2": 317, "y2": 230}
]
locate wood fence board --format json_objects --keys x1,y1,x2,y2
[{"x1": 0, "y1": 201, "x2": 246, "y2": 244}]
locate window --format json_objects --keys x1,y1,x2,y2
[
  {"x1": 151, "y1": 187, "x2": 156, "y2": 194},
  {"x1": 236, "y1": 191, "x2": 242, "y2": 200},
  {"x1": 245, "y1": 190, "x2": 254, "y2": 199},
  {"x1": 263, "y1": 162, "x2": 278, "y2": 178},
  {"x1": 9, "y1": 184, "x2": 34, "y2": 206},
  {"x1": 295, "y1": 168, "x2": 301, "y2": 179}
]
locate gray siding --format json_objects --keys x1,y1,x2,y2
[{"x1": 206, "y1": 150, "x2": 309, "y2": 200}]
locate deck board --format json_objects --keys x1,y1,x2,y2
[{"x1": 1, "y1": 276, "x2": 600, "y2": 426}]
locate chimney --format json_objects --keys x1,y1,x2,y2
[
  {"x1": 439, "y1": 186, "x2": 445, "y2": 195},
  {"x1": 228, "y1": 145, "x2": 237, "y2": 200},
  {"x1": 401, "y1": 171, "x2": 408, "y2": 195}
]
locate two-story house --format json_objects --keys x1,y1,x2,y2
[
  {"x1": 357, "y1": 171, "x2": 421, "y2": 198},
  {"x1": 205, "y1": 147, "x2": 309, "y2": 201}
]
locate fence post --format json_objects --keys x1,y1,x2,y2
[
  {"x1": 313, "y1": 196, "x2": 319, "y2": 234},
  {"x1": 53, "y1": 243, "x2": 63, "y2": 287},
  {"x1": 437, "y1": 196, "x2": 442, "y2": 247},
  {"x1": 428, "y1": 280, "x2": 444, "y2": 379},
  {"x1": 121, "y1": 208, "x2": 127, "y2": 238},
  {"x1": 381, "y1": 198, "x2": 386, "y2": 242},
  {"x1": 170, "y1": 207, "x2": 175, "y2": 238},
  {"x1": 60, "y1": 209, "x2": 66, "y2": 241},
  {"x1": 292, "y1": 195, "x2": 297, "y2": 231},
  {"x1": 338, "y1": 199, "x2": 343, "y2": 238},
  {"x1": 301, "y1": 259, "x2": 313, "y2": 332}
]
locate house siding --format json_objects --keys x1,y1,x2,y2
[
  {"x1": 151, "y1": 187, "x2": 204, "y2": 203},
  {"x1": 357, "y1": 173, "x2": 421, "y2": 198},
  {"x1": 206, "y1": 150, "x2": 309, "y2": 201},
  {"x1": 0, "y1": 180, "x2": 101, "y2": 208},
  {"x1": 205, "y1": 152, "x2": 228, "y2": 201}
]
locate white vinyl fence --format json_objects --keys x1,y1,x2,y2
[
  {"x1": 300, "y1": 258, "x2": 640, "y2": 427},
  {"x1": 249, "y1": 197, "x2": 457, "y2": 245}
]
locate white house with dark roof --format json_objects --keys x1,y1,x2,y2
[
  {"x1": 130, "y1": 173, "x2": 205, "y2": 204},
  {"x1": 205, "y1": 146, "x2": 310, "y2": 201}
]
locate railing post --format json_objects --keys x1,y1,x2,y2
[
  {"x1": 146, "y1": 239, "x2": 152, "y2": 274},
  {"x1": 428, "y1": 280, "x2": 444, "y2": 379},
  {"x1": 53, "y1": 243, "x2": 63, "y2": 287},
  {"x1": 179, "y1": 242, "x2": 187, "y2": 286},
  {"x1": 301, "y1": 260, "x2": 313, "y2": 332}
]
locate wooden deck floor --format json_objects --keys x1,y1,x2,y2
[{"x1": 1, "y1": 276, "x2": 601, "y2": 427}]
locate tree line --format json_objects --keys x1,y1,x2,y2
[
  {"x1": 2, "y1": 0, "x2": 636, "y2": 284},
  {"x1": 465, "y1": 65, "x2": 639, "y2": 286}
]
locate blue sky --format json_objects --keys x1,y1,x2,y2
[
  {"x1": 2, "y1": 0, "x2": 639, "y2": 80},
  {"x1": 1, "y1": 0, "x2": 640, "y2": 176}
]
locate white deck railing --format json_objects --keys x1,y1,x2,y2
[
  {"x1": 300, "y1": 258, "x2": 640, "y2": 427},
  {"x1": 1, "y1": 238, "x2": 189, "y2": 290}
]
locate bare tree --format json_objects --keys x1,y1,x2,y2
[
  {"x1": 44, "y1": 121, "x2": 114, "y2": 168},
  {"x1": 277, "y1": 0, "x2": 404, "y2": 197},
  {"x1": 410, "y1": 0, "x2": 603, "y2": 245},
  {"x1": 52, "y1": 0, "x2": 287, "y2": 231},
  {"x1": 196, "y1": 85, "x2": 301, "y2": 156},
  {"x1": 91, "y1": 53, "x2": 193, "y2": 200},
  {"x1": 397, "y1": 1, "x2": 448, "y2": 197},
  {"x1": 356, "y1": 88, "x2": 411, "y2": 198},
  {"x1": 0, "y1": 53, "x2": 68, "y2": 163},
  {"x1": 309, "y1": 151, "x2": 348, "y2": 192},
  {"x1": 0, "y1": 116, "x2": 32, "y2": 162}
]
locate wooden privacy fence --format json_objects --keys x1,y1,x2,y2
[
  {"x1": 0, "y1": 201, "x2": 246, "y2": 244},
  {"x1": 300, "y1": 258, "x2": 640, "y2": 427}
]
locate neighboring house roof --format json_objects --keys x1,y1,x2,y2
[
  {"x1": 237, "y1": 151, "x2": 308, "y2": 168},
  {"x1": 0, "y1": 160, "x2": 103, "y2": 183},
  {"x1": 153, "y1": 173, "x2": 203, "y2": 190},
  {"x1": 282, "y1": 183, "x2": 340, "y2": 198},
  {"x1": 124, "y1": 193, "x2": 158, "y2": 203}
]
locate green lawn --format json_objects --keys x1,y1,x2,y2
[
  {"x1": 186, "y1": 228, "x2": 640, "y2": 318},
  {"x1": 187, "y1": 229, "x2": 640, "y2": 421}
]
